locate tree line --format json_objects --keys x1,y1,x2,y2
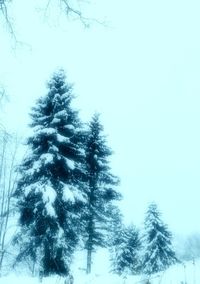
[
  {"x1": 13, "y1": 69, "x2": 121, "y2": 278},
  {"x1": 0, "y1": 69, "x2": 178, "y2": 282},
  {"x1": 110, "y1": 202, "x2": 178, "y2": 280}
]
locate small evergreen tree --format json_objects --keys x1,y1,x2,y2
[
  {"x1": 84, "y1": 114, "x2": 120, "y2": 274},
  {"x1": 111, "y1": 225, "x2": 141, "y2": 276},
  {"x1": 142, "y1": 202, "x2": 177, "y2": 276},
  {"x1": 14, "y1": 70, "x2": 86, "y2": 277}
]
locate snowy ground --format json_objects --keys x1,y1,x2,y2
[
  {"x1": 0, "y1": 250, "x2": 199, "y2": 284},
  {"x1": 71, "y1": 256, "x2": 200, "y2": 284}
]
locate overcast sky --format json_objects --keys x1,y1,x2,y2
[{"x1": 0, "y1": 0, "x2": 200, "y2": 235}]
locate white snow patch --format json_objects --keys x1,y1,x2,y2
[
  {"x1": 51, "y1": 117, "x2": 61, "y2": 124},
  {"x1": 42, "y1": 185, "x2": 57, "y2": 204},
  {"x1": 42, "y1": 184, "x2": 57, "y2": 217},
  {"x1": 40, "y1": 153, "x2": 54, "y2": 164},
  {"x1": 62, "y1": 185, "x2": 75, "y2": 203},
  {"x1": 24, "y1": 182, "x2": 41, "y2": 196},
  {"x1": 45, "y1": 203, "x2": 56, "y2": 217},
  {"x1": 56, "y1": 133, "x2": 69, "y2": 143},
  {"x1": 65, "y1": 158, "x2": 75, "y2": 170},
  {"x1": 64, "y1": 124, "x2": 74, "y2": 130},
  {"x1": 79, "y1": 148, "x2": 85, "y2": 155},
  {"x1": 73, "y1": 188, "x2": 87, "y2": 203},
  {"x1": 24, "y1": 185, "x2": 32, "y2": 197},
  {"x1": 32, "y1": 160, "x2": 41, "y2": 172},
  {"x1": 49, "y1": 145, "x2": 59, "y2": 152},
  {"x1": 38, "y1": 128, "x2": 56, "y2": 136},
  {"x1": 55, "y1": 110, "x2": 67, "y2": 118}
]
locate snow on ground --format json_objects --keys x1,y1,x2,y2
[{"x1": 0, "y1": 251, "x2": 199, "y2": 284}]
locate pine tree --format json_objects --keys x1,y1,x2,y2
[
  {"x1": 14, "y1": 70, "x2": 86, "y2": 277},
  {"x1": 142, "y1": 202, "x2": 177, "y2": 276},
  {"x1": 111, "y1": 225, "x2": 141, "y2": 276},
  {"x1": 84, "y1": 114, "x2": 120, "y2": 274}
]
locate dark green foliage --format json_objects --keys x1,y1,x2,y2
[
  {"x1": 84, "y1": 114, "x2": 121, "y2": 273},
  {"x1": 14, "y1": 70, "x2": 86, "y2": 276},
  {"x1": 111, "y1": 225, "x2": 141, "y2": 276}
]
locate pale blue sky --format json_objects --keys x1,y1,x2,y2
[{"x1": 0, "y1": 0, "x2": 200, "y2": 234}]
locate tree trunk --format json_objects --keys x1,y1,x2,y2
[
  {"x1": 86, "y1": 247, "x2": 92, "y2": 274},
  {"x1": 86, "y1": 217, "x2": 93, "y2": 274},
  {"x1": 86, "y1": 180, "x2": 95, "y2": 275}
]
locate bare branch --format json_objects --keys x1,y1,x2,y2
[
  {"x1": 59, "y1": 0, "x2": 106, "y2": 27},
  {"x1": 0, "y1": 0, "x2": 17, "y2": 41},
  {"x1": 0, "y1": 0, "x2": 106, "y2": 41},
  {"x1": 0, "y1": 131, "x2": 19, "y2": 273}
]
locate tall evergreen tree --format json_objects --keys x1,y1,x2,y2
[
  {"x1": 14, "y1": 70, "x2": 86, "y2": 277},
  {"x1": 111, "y1": 225, "x2": 141, "y2": 276},
  {"x1": 142, "y1": 202, "x2": 177, "y2": 276},
  {"x1": 84, "y1": 114, "x2": 120, "y2": 274}
]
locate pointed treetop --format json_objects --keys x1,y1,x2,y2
[
  {"x1": 47, "y1": 69, "x2": 73, "y2": 98},
  {"x1": 89, "y1": 112, "x2": 103, "y2": 132},
  {"x1": 145, "y1": 202, "x2": 163, "y2": 225}
]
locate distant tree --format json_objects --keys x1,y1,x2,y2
[
  {"x1": 14, "y1": 69, "x2": 86, "y2": 277},
  {"x1": 84, "y1": 114, "x2": 120, "y2": 274},
  {"x1": 175, "y1": 233, "x2": 200, "y2": 261},
  {"x1": 142, "y1": 203, "x2": 178, "y2": 275},
  {"x1": 0, "y1": 131, "x2": 18, "y2": 273},
  {"x1": 0, "y1": 87, "x2": 5, "y2": 104},
  {"x1": 107, "y1": 204, "x2": 124, "y2": 247},
  {"x1": 111, "y1": 224, "x2": 141, "y2": 276}
]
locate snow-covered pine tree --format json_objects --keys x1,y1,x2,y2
[
  {"x1": 14, "y1": 69, "x2": 86, "y2": 277},
  {"x1": 84, "y1": 114, "x2": 120, "y2": 274},
  {"x1": 142, "y1": 202, "x2": 177, "y2": 276},
  {"x1": 111, "y1": 225, "x2": 141, "y2": 276}
]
